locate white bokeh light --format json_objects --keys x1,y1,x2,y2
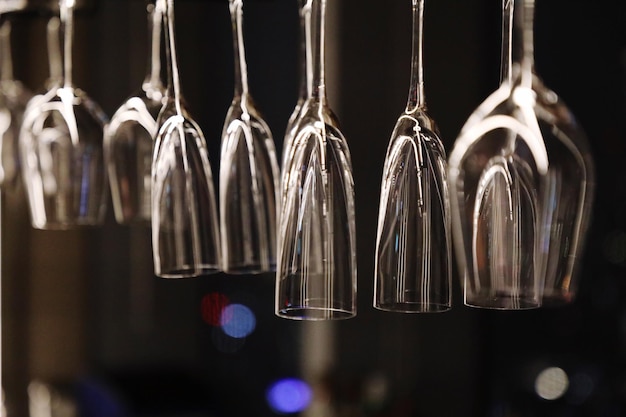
[{"x1": 535, "y1": 367, "x2": 569, "y2": 400}]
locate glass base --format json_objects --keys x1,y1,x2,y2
[
  {"x1": 222, "y1": 262, "x2": 276, "y2": 275},
  {"x1": 374, "y1": 302, "x2": 451, "y2": 313},
  {"x1": 156, "y1": 265, "x2": 221, "y2": 279},
  {"x1": 276, "y1": 306, "x2": 356, "y2": 321}
]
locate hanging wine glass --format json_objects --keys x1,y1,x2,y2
[
  {"x1": 0, "y1": 18, "x2": 32, "y2": 190},
  {"x1": 448, "y1": 0, "x2": 594, "y2": 309},
  {"x1": 105, "y1": 0, "x2": 165, "y2": 225},
  {"x1": 502, "y1": 0, "x2": 594, "y2": 306},
  {"x1": 276, "y1": 0, "x2": 357, "y2": 320},
  {"x1": 152, "y1": 0, "x2": 221, "y2": 278},
  {"x1": 219, "y1": 0, "x2": 279, "y2": 274},
  {"x1": 19, "y1": 0, "x2": 108, "y2": 229},
  {"x1": 373, "y1": 0, "x2": 451, "y2": 313}
]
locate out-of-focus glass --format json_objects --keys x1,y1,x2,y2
[
  {"x1": 219, "y1": 0, "x2": 279, "y2": 274},
  {"x1": 0, "y1": 19, "x2": 32, "y2": 190},
  {"x1": 19, "y1": 0, "x2": 108, "y2": 229},
  {"x1": 374, "y1": 0, "x2": 451, "y2": 313},
  {"x1": 448, "y1": 0, "x2": 594, "y2": 309},
  {"x1": 507, "y1": 0, "x2": 593, "y2": 306},
  {"x1": 105, "y1": 1, "x2": 165, "y2": 224},
  {"x1": 276, "y1": 0, "x2": 357, "y2": 320},
  {"x1": 152, "y1": 0, "x2": 221, "y2": 278}
]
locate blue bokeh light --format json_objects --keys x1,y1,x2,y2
[
  {"x1": 220, "y1": 304, "x2": 256, "y2": 339},
  {"x1": 266, "y1": 378, "x2": 312, "y2": 414}
]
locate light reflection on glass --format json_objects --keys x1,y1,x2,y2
[
  {"x1": 266, "y1": 378, "x2": 312, "y2": 414},
  {"x1": 220, "y1": 303, "x2": 256, "y2": 339}
]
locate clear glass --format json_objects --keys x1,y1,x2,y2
[
  {"x1": 219, "y1": 0, "x2": 280, "y2": 274},
  {"x1": 276, "y1": 0, "x2": 357, "y2": 320},
  {"x1": 373, "y1": 0, "x2": 451, "y2": 313},
  {"x1": 0, "y1": 19, "x2": 32, "y2": 190},
  {"x1": 105, "y1": 1, "x2": 165, "y2": 224},
  {"x1": 448, "y1": 0, "x2": 594, "y2": 309},
  {"x1": 502, "y1": 0, "x2": 593, "y2": 306},
  {"x1": 19, "y1": 0, "x2": 108, "y2": 229},
  {"x1": 152, "y1": 0, "x2": 221, "y2": 278}
]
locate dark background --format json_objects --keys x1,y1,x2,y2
[{"x1": 2, "y1": 0, "x2": 626, "y2": 416}]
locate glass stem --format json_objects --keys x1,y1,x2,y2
[
  {"x1": 500, "y1": 0, "x2": 513, "y2": 84},
  {"x1": 144, "y1": 1, "x2": 163, "y2": 90},
  {"x1": 406, "y1": 0, "x2": 425, "y2": 113},
  {"x1": 230, "y1": 0, "x2": 249, "y2": 99},
  {"x1": 296, "y1": 0, "x2": 307, "y2": 103},
  {"x1": 0, "y1": 20, "x2": 12, "y2": 83},
  {"x1": 512, "y1": 0, "x2": 535, "y2": 88},
  {"x1": 59, "y1": 0, "x2": 73, "y2": 88},
  {"x1": 47, "y1": 17, "x2": 62, "y2": 84},
  {"x1": 164, "y1": 0, "x2": 183, "y2": 113},
  {"x1": 303, "y1": 0, "x2": 326, "y2": 103}
]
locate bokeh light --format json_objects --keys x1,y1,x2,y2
[
  {"x1": 201, "y1": 292, "x2": 230, "y2": 326},
  {"x1": 535, "y1": 367, "x2": 569, "y2": 400},
  {"x1": 220, "y1": 304, "x2": 256, "y2": 339},
  {"x1": 266, "y1": 378, "x2": 312, "y2": 414}
]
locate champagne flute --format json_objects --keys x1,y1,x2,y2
[
  {"x1": 105, "y1": 0, "x2": 165, "y2": 224},
  {"x1": 152, "y1": 0, "x2": 221, "y2": 278},
  {"x1": 276, "y1": 0, "x2": 357, "y2": 320},
  {"x1": 19, "y1": 0, "x2": 108, "y2": 229},
  {"x1": 219, "y1": 0, "x2": 280, "y2": 274},
  {"x1": 373, "y1": 0, "x2": 451, "y2": 313},
  {"x1": 0, "y1": 18, "x2": 32, "y2": 189},
  {"x1": 448, "y1": 0, "x2": 594, "y2": 309}
]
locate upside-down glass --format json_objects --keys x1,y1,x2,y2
[
  {"x1": 219, "y1": 0, "x2": 279, "y2": 274},
  {"x1": 19, "y1": 0, "x2": 108, "y2": 229},
  {"x1": 373, "y1": 0, "x2": 451, "y2": 313},
  {"x1": 276, "y1": 0, "x2": 357, "y2": 320},
  {"x1": 448, "y1": 0, "x2": 594, "y2": 309},
  {"x1": 152, "y1": 0, "x2": 221, "y2": 278},
  {"x1": 501, "y1": 0, "x2": 593, "y2": 305},
  {"x1": 105, "y1": 1, "x2": 165, "y2": 224},
  {"x1": 0, "y1": 18, "x2": 32, "y2": 190}
]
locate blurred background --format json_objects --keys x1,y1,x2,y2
[{"x1": 2, "y1": 0, "x2": 626, "y2": 416}]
